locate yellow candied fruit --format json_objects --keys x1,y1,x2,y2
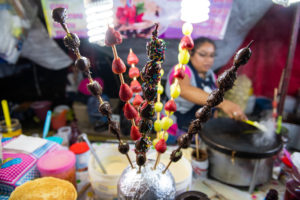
[
  {"x1": 160, "y1": 69, "x2": 164, "y2": 77},
  {"x1": 157, "y1": 84, "x2": 164, "y2": 95},
  {"x1": 170, "y1": 84, "x2": 181, "y2": 99},
  {"x1": 178, "y1": 49, "x2": 190, "y2": 65},
  {"x1": 159, "y1": 131, "x2": 169, "y2": 141},
  {"x1": 154, "y1": 119, "x2": 162, "y2": 132},
  {"x1": 182, "y1": 22, "x2": 193, "y2": 35},
  {"x1": 161, "y1": 117, "x2": 173, "y2": 131},
  {"x1": 153, "y1": 138, "x2": 159, "y2": 147}
]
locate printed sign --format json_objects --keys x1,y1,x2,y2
[
  {"x1": 41, "y1": 0, "x2": 88, "y2": 38},
  {"x1": 42, "y1": 0, "x2": 232, "y2": 40}
]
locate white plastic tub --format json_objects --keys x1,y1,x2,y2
[
  {"x1": 149, "y1": 151, "x2": 192, "y2": 196},
  {"x1": 88, "y1": 144, "x2": 134, "y2": 199}
]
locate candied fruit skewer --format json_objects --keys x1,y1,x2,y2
[
  {"x1": 135, "y1": 23, "x2": 166, "y2": 171},
  {"x1": 127, "y1": 48, "x2": 143, "y2": 140},
  {"x1": 154, "y1": 23, "x2": 194, "y2": 169},
  {"x1": 163, "y1": 40, "x2": 254, "y2": 173},
  {"x1": 135, "y1": 24, "x2": 165, "y2": 171},
  {"x1": 127, "y1": 48, "x2": 142, "y2": 104},
  {"x1": 52, "y1": 8, "x2": 134, "y2": 169},
  {"x1": 105, "y1": 26, "x2": 140, "y2": 125},
  {"x1": 152, "y1": 69, "x2": 164, "y2": 170},
  {"x1": 105, "y1": 27, "x2": 143, "y2": 149}
]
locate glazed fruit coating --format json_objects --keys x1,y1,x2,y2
[
  {"x1": 119, "y1": 83, "x2": 133, "y2": 102},
  {"x1": 75, "y1": 56, "x2": 90, "y2": 72},
  {"x1": 118, "y1": 142, "x2": 130, "y2": 154},
  {"x1": 105, "y1": 26, "x2": 122, "y2": 46},
  {"x1": 98, "y1": 101, "x2": 112, "y2": 116},
  {"x1": 87, "y1": 81, "x2": 102, "y2": 96},
  {"x1": 170, "y1": 150, "x2": 183, "y2": 162},
  {"x1": 52, "y1": 7, "x2": 67, "y2": 23},
  {"x1": 63, "y1": 33, "x2": 80, "y2": 51}
]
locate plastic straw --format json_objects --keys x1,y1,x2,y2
[
  {"x1": 43, "y1": 111, "x2": 52, "y2": 138},
  {"x1": 1, "y1": 100, "x2": 11, "y2": 132}
]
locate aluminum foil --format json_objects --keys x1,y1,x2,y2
[{"x1": 118, "y1": 159, "x2": 176, "y2": 200}]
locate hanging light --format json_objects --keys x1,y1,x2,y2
[
  {"x1": 84, "y1": 0, "x2": 113, "y2": 45},
  {"x1": 181, "y1": 0, "x2": 210, "y2": 24},
  {"x1": 272, "y1": 0, "x2": 300, "y2": 7}
]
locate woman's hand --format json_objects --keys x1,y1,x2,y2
[{"x1": 218, "y1": 100, "x2": 247, "y2": 121}]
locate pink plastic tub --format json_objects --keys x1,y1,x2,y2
[{"x1": 37, "y1": 150, "x2": 76, "y2": 187}]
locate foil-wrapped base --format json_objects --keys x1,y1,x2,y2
[{"x1": 118, "y1": 159, "x2": 176, "y2": 200}]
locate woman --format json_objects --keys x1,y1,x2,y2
[{"x1": 166, "y1": 37, "x2": 247, "y2": 131}]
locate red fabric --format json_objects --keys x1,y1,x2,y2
[{"x1": 218, "y1": 5, "x2": 300, "y2": 98}]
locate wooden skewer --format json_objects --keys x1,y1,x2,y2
[
  {"x1": 74, "y1": 49, "x2": 81, "y2": 58},
  {"x1": 162, "y1": 160, "x2": 172, "y2": 174},
  {"x1": 119, "y1": 74, "x2": 125, "y2": 84},
  {"x1": 153, "y1": 152, "x2": 161, "y2": 170},
  {"x1": 157, "y1": 91, "x2": 161, "y2": 103},
  {"x1": 273, "y1": 88, "x2": 278, "y2": 101},
  {"x1": 61, "y1": 23, "x2": 70, "y2": 34},
  {"x1": 97, "y1": 96, "x2": 104, "y2": 105},
  {"x1": 156, "y1": 112, "x2": 160, "y2": 121},
  {"x1": 195, "y1": 133, "x2": 200, "y2": 160},
  {"x1": 112, "y1": 45, "x2": 118, "y2": 58},
  {"x1": 78, "y1": 183, "x2": 91, "y2": 198},
  {"x1": 131, "y1": 119, "x2": 136, "y2": 127},
  {"x1": 88, "y1": 76, "x2": 93, "y2": 83},
  {"x1": 125, "y1": 153, "x2": 134, "y2": 169}
]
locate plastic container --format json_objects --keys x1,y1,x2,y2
[
  {"x1": 191, "y1": 149, "x2": 209, "y2": 179},
  {"x1": 149, "y1": 151, "x2": 192, "y2": 196},
  {"x1": 51, "y1": 110, "x2": 67, "y2": 130},
  {"x1": 88, "y1": 144, "x2": 134, "y2": 200},
  {"x1": 31, "y1": 101, "x2": 52, "y2": 121},
  {"x1": 53, "y1": 105, "x2": 70, "y2": 114},
  {"x1": 284, "y1": 166, "x2": 300, "y2": 200},
  {"x1": 45, "y1": 136, "x2": 63, "y2": 144},
  {"x1": 57, "y1": 126, "x2": 71, "y2": 146},
  {"x1": 0, "y1": 119, "x2": 22, "y2": 138},
  {"x1": 70, "y1": 142, "x2": 90, "y2": 171},
  {"x1": 37, "y1": 150, "x2": 76, "y2": 188}
]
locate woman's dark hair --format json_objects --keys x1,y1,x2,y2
[{"x1": 190, "y1": 37, "x2": 216, "y2": 56}]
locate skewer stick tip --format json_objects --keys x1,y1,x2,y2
[
  {"x1": 247, "y1": 40, "x2": 254, "y2": 48},
  {"x1": 162, "y1": 160, "x2": 172, "y2": 174},
  {"x1": 125, "y1": 153, "x2": 134, "y2": 169}
]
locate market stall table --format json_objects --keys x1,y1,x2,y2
[{"x1": 74, "y1": 143, "x2": 286, "y2": 200}]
